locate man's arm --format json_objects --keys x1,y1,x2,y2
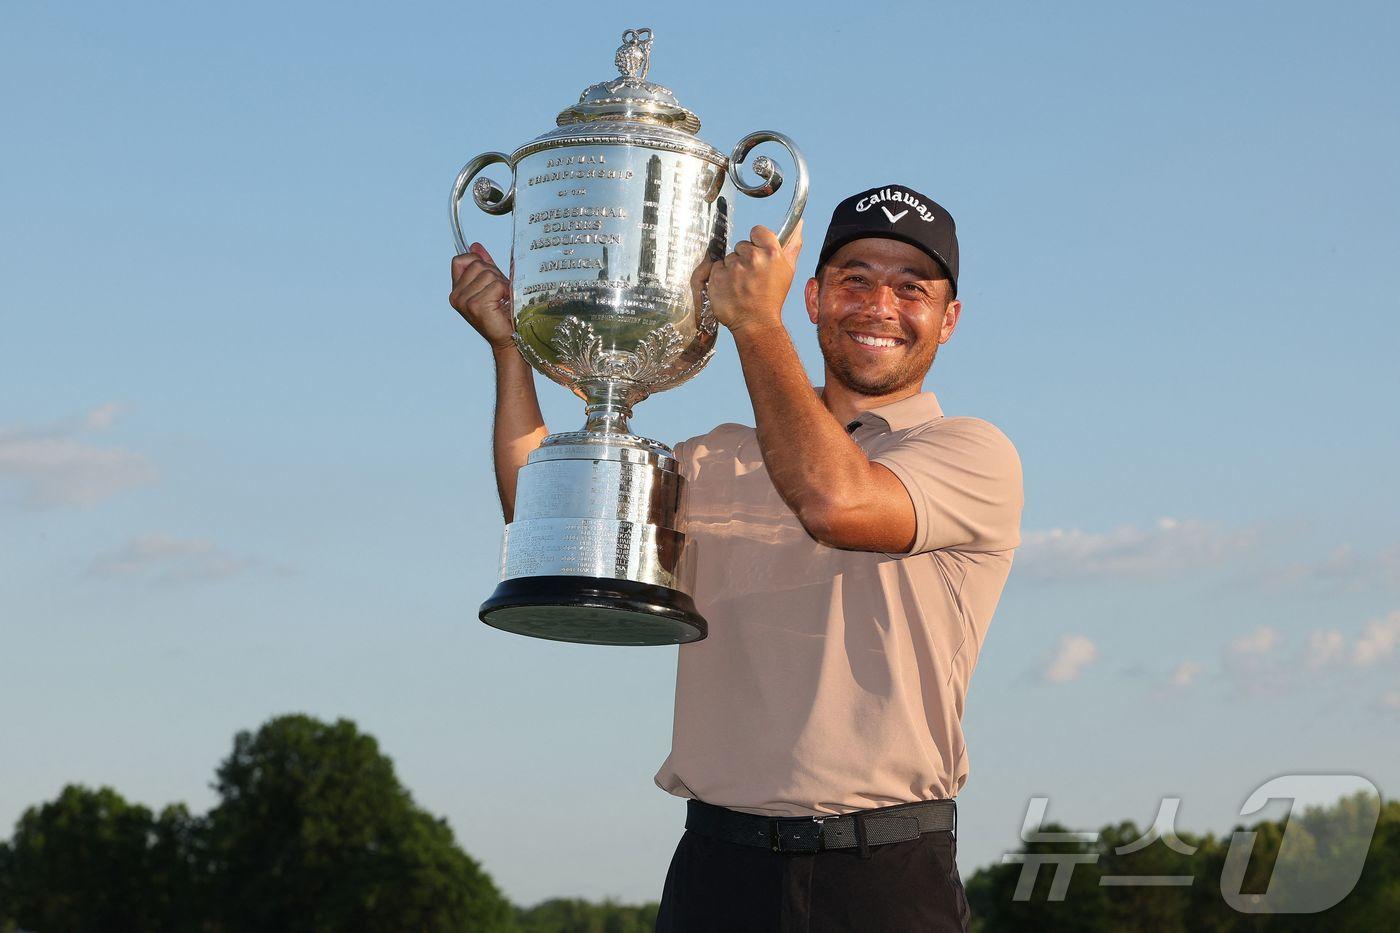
[
  {"x1": 704, "y1": 225, "x2": 916, "y2": 553},
  {"x1": 450, "y1": 244, "x2": 548, "y2": 523},
  {"x1": 730, "y1": 326, "x2": 916, "y2": 552},
  {"x1": 488, "y1": 343, "x2": 548, "y2": 523}
]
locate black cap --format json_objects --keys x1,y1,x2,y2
[{"x1": 816, "y1": 185, "x2": 959, "y2": 296}]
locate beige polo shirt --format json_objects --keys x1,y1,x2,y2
[{"x1": 652, "y1": 390, "x2": 1023, "y2": 817}]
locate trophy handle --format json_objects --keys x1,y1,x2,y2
[
  {"x1": 449, "y1": 151, "x2": 516, "y2": 254},
  {"x1": 727, "y1": 131, "x2": 809, "y2": 246}
]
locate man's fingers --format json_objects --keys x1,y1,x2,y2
[
  {"x1": 451, "y1": 273, "x2": 508, "y2": 314},
  {"x1": 471, "y1": 272, "x2": 510, "y2": 303},
  {"x1": 750, "y1": 225, "x2": 780, "y2": 252},
  {"x1": 690, "y1": 257, "x2": 715, "y2": 290},
  {"x1": 470, "y1": 242, "x2": 497, "y2": 266},
  {"x1": 706, "y1": 263, "x2": 729, "y2": 290},
  {"x1": 781, "y1": 218, "x2": 804, "y2": 263},
  {"x1": 452, "y1": 264, "x2": 498, "y2": 300},
  {"x1": 748, "y1": 223, "x2": 801, "y2": 264},
  {"x1": 451, "y1": 252, "x2": 481, "y2": 285},
  {"x1": 453, "y1": 243, "x2": 505, "y2": 286},
  {"x1": 459, "y1": 274, "x2": 508, "y2": 309}
]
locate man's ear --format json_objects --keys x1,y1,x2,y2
[
  {"x1": 938, "y1": 299, "x2": 962, "y2": 344},
  {"x1": 804, "y1": 276, "x2": 820, "y2": 325}
]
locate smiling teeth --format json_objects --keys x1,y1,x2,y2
[{"x1": 851, "y1": 333, "x2": 900, "y2": 347}]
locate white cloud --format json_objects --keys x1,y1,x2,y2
[
  {"x1": 1230, "y1": 625, "x2": 1278, "y2": 656},
  {"x1": 1221, "y1": 625, "x2": 1288, "y2": 696},
  {"x1": 84, "y1": 402, "x2": 122, "y2": 430},
  {"x1": 1378, "y1": 690, "x2": 1400, "y2": 711},
  {"x1": 1266, "y1": 544, "x2": 1400, "y2": 593},
  {"x1": 1169, "y1": 661, "x2": 1202, "y2": 688},
  {"x1": 0, "y1": 404, "x2": 154, "y2": 507},
  {"x1": 1018, "y1": 518, "x2": 1398, "y2": 595},
  {"x1": 1171, "y1": 612, "x2": 1400, "y2": 701},
  {"x1": 1304, "y1": 630, "x2": 1346, "y2": 671},
  {"x1": 1016, "y1": 517, "x2": 1257, "y2": 583},
  {"x1": 89, "y1": 534, "x2": 256, "y2": 584},
  {"x1": 1042, "y1": 634, "x2": 1098, "y2": 684},
  {"x1": 1352, "y1": 611, "x2": 1400, "y2": 667}
]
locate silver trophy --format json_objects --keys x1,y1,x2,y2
[{"x1": 451, "y1": 27, "x2": 807, "y2": 646}]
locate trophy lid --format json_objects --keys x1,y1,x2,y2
[{"x1": 556, "y1": 28, "x2": 702, "y2": 135}]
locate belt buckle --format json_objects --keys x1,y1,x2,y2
[{"x1": 769, "y1": 816, "x2": 826, "y2": 852}]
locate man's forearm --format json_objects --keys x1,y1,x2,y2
[
  {"x1": 730, "y1": 323, "x2": 873, "y2": 527},
  {"x1": 491, "y1": 344, "x2": 548, "y2": 522}
]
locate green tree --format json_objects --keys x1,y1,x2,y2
[
  {"x1": 148, "y1": 803, "x2": 209, "y2": 930},
  {"x1": 516, "y1": 897, "x2": 660, "y2": 933},
  {"x1": 0, "y1": 838, "x2": 13, "y2": 931},
  {"x1": 1092, "y1": 819, "x2": 1198, "y2": 932},
  {"x1": 205, "y1": 713, "x2": 517, "y2": 932},
  {"x1": 966, "y1": 793, "x2": 1399, "y2": 932},
  {"x1": 0, "y1": 784, "x2": 194, "y2": 933},
  {"x1": 965, "y1": 820, "x2": 1110, "y2": 932}
]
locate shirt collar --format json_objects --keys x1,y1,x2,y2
[{"x1": 843, "y1": 391, "x2": 944, "y2": 434}]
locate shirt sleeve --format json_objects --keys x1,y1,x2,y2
[
  {"x1": 871, "y1": 417, "x2": 1024, "y2": 556},
  {"x1": 673, "y1": 435, "x2": 700, "y2": 476}
]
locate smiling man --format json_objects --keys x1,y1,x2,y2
[
  {"x1": 448, "y1": 183, "x2": 1022, "y2": 933},
  {"x1": 649, "y1": 185, "x2": 1024, "y2": 932}
]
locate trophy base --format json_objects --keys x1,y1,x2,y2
[{"x1": 479, "y1": 575, "x2": 708, "y2": 646}]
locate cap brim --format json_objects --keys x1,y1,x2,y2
[{"x1": 817, "y1": 231, "x2": 957, "y2": 297}]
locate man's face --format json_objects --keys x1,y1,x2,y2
[{"x1": 804, "y1": 237, "x2": 961, "y2": 397}]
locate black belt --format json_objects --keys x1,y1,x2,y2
[{"x1": 685, "y1": 797, "x2": 956, "y2": 855}]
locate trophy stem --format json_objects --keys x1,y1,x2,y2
[{"x1": 579, "y1": 378, "x2": 641, "y2": 435}]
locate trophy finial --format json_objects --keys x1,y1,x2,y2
[{"x1": 615, "y1": 27, "x2": 654, "y2": 80}]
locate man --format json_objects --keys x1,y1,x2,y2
[{"x1": 450, "y1": 185, "x2": 1023, "y2": 932}]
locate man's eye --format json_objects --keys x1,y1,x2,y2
[
  {"x1": 901, "y1": 283, "x2": 927, "y2": 296},
  {"x1": 844, "y1": 275, "x2": 867, "y2": 285}
]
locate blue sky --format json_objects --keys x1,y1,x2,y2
[{"x1": 2, "y1": 0, "x2": 1398, "y2": 907}]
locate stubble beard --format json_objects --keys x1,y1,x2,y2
[{"x1": 817, "y1": 318, "x2": 939, "y2": 396}]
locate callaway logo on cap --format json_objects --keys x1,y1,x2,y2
[{"x1": 816, "y1": 184, "x2": 960, "y2": 295}]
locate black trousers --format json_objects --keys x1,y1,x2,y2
[{"x1": 655, "y1": 824, "x2": 971, "y2": 932}]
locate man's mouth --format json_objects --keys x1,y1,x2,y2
[{"x1": 846, "y1": 330, "x2": 906, "y2": 351}]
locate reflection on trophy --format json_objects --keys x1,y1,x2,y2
[{"x1": 450, "y1": 27, "x2": 807, "y2": 646}]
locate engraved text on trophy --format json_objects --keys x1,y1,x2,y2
[{"x1": 510, "y1": 146, "x2": 728, "y2": 389}]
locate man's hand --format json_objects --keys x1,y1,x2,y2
[
  {"x1": 699, "y1": 221, "x2": 804, "y2": 336},
  {"x1": 449, "y1": 243, "x2": 515, "y2": 351}
]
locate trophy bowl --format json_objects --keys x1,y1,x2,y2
[{"x1": 451, "y1": 27, "x2": 807, "y2": 646}]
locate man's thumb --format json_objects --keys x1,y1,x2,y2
[
  {"x1": 782, "y1": 218, "x2": 804, "y2": 262},
  {"x1": 470, "y1": 242, "x2": 496, "y2": 266}
]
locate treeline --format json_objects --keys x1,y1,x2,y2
[
  {"x1": 0, "y1": 715, "x2": 654, "y2": 932},
  {"x1": 1, "y1": 715, "x2": 1393, "y2": 930},
  {"x1": 964, "y1": 789, "x2": 1398, "y2": 931}
]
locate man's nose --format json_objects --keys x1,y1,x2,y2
[{"x1": 865, "y1": 285, "x2": 900, "y2": 316}]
